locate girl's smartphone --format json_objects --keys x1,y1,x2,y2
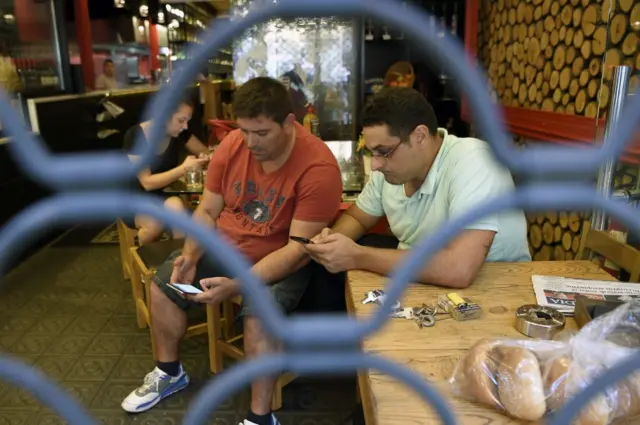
[
  {"x1": 167, "y1": 283, "x2": 203, "y2": 295},
  {"x1": 290, "y1": 236, "x2": 313, "y2": 244}
]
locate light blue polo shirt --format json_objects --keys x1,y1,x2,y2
[{"x1": 356, "y1": 129, "x2": 531, "y2": 262}]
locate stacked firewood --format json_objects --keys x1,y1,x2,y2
[
  {"x1": 478, "y1": 0, "x2": 639, "y2": 116},
  {"x1": 526, "y1": 211, "x2": 589, "y2": 260}
]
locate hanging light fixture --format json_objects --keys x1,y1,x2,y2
[{"x1": 114, "y1": 0, "x2": 126, "y2": 8}]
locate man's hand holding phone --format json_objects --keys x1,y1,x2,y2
[
  {"x1": 185, "y1": 277, "x2": 238, "y2": 305},
  {"x1": 311, "y1": 228, "x2": 333, "y2": 244},
  {"x1": 170, "y1": 255, "x2": 197, "y2": 286},
  {"x1": 168, "y1": 254, "x2": 238, "y2": 304},
  {"x1": 303, "y1": 228, "x2": 361, "y2": 273},
  {"x1": 168, "y1": 255, "x2": 200, "y2": 297}
]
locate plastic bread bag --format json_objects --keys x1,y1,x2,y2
[{"x1": 448, "y1": 302, "x2": 640, "y2": 424}]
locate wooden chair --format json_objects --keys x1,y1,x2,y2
[
  {"x1": 117, "y1": 220, "x2": 138, "y2": 280},
  {"x1": 222, "y1": 102, "x2": 235, "y2": 121},
  {"x1": 207, "y1": 262, "x2": 348, "y2": 411},
  {"x1": 207, "y1": 297, "x2": 295, "y2": 410},
  {"x1": 129, "y1": 239, "x2": 210, "y2": 356},
  {"x1": 129, "y1": 239, "x2": 288, "y2": 406},
  {"x1": 201, "y1": 80, "x2": 235, "y2": 143},
  {"x1": 578, "y1": 221, "x2": 640, "y2": 282}
]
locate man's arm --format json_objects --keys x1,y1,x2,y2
[
  {"x1": 328, "y1": 172, "x2": 384, "y2": 240},
  {"x1": 331, "y1": 204, "x2": 382, "y2": 241},
  {"x1": 251, "y1": 219, "x2": 328, "y2": 284},
  {"x1": 354, "y1": 146, "x2": 513, "y2": 287},
  {"x1": 182, "y1": 188, "x2": 225, "y2": 261},
  {"x1": 353, "y1": 229, "x2": 495, "y2": 288},
  {"x1": 254, "y1": 161, "x2": 343, "y2": 284},
  {"x1": 185, "y1": 135, "x2": 209, "y2": 156}
]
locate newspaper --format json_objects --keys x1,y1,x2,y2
[{"x1": 531, "y1": 275, "x2": 640, "y2": 315}]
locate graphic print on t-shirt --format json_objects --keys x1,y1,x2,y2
[{"x1": 231, "y1": 180, "x2": 288, "y2": 235}]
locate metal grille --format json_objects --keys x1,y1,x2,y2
[
  {"x1": 231, "y1": 0, "x2": 358, "y2": 141},
  {"x1": 1, "y1": 1, "x2": 639, "y2": 424}
]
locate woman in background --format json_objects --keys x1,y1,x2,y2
[{"x1": 123, "y1": 98, "x2": 209, "y2": 245}]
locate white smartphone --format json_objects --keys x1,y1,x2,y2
[{"x1": 167, "y1": 283, "x2": 203, "y2": 295}]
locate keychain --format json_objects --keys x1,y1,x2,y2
[{"x1": 362, "y1": 289, "x2": 400, "y2": 309}]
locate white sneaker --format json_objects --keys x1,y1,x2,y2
[
  {"x1": 240, "y1": 413, "x2": 280, "y2": 425},
  {"x1": 121, "y1": 366, "x2": 189, "y2": 413}
]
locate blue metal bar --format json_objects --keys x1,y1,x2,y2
[
  {"x1": 592, "y1": 65, "x2": 633, "y2": 231},
  {"x1": 0, "y1": 356, "x2": 99, "y2": 425},
  {"x1": 182, "y1": 352, "x2": 459, "y2": 425},
  {"x1": 0, "y1": 0, "x2": 637, "y2": 423},
  {"x1": 0, "y1": 192, "x2": 289, "y2": 332}
]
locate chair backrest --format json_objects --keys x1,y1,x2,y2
[
  {"x1": 201, "y1": 81, "x2": 222, "y2": 123},
  {"x1": 208, "y1": 119, "x2": 238, "y2": 145},
  {"x1": 117, "y1": 219, "x2": 137, "y2": 248},
  {"x1": 578, "y1": 220, "x2": 640, "y2": 282},
  {"x1": 222, "y1": 103, "x2": 235, "y2": 121}
]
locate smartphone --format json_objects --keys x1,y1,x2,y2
[
  {"x1": 167, "y1": 283, "x2": 203, "y2": 295},
  {"x1": 290, "y1": 236, "x2": 313, "y2": 245}
]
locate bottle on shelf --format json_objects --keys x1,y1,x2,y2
[
  {"x1": 364, "y1": 19, "x2": 374, "y2": 41},
  {"x1": 381, "y1": 26, "x2": 391, "y2": 41},
  {"x1": 429, "y1": 4, "x2": 437, "y2": 34},
  {"x1": 303, "y1": 104, "x2": 320, "y2": 137},
  {"x1": 451, "y1": 3, "x2": 458, "y2": 36},
  {"x1": 437, "y1": 4, "x2": 447, "y2": 38}
]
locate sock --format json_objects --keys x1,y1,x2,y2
[
  {"x1": 245, "y1": 411, "x2": 272, "y2": 425},
  {"x1": 156, "y1": 360, "x2": 180, "y2": 377}
]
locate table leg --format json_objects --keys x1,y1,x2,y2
[{"x1": 357, "y1": 370, "x2": 377, "y2": 425}]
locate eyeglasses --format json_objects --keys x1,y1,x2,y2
[{"x1": 371, "y1": 141, "x2": 403, "y2": 159}]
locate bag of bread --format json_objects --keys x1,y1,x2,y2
[{"x1": 448, "y1": 302, "x2": 640, "y2": 424}]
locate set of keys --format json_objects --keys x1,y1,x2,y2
[
  {"x1": 362, "y1": 290, "x2": 447, "y2": 329},
  {"x1": 390, "y1": 304, "x2": 447, "y2": 328}
]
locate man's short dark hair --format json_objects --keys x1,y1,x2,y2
[
  {"x1": 104, "y1": 59, "x2": 114, "y2": 65},
  {"x1": 362, "y1": 87, "x2": 438, "y2": 139},
  {"x1": 232, "y1": 77, "x2": 294, "y2": 124}
]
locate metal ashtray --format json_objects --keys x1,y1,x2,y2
[{"x1": 515, "y1": 304, "x2": 566, "y2": 339}]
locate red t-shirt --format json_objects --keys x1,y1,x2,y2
[{"x1": 205, "y1": 122, "x2": 343, "y2": 264}]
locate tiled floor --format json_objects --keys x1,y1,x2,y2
[{"x1": 0, "y1": 245, "x2": 356, "y2": 424}]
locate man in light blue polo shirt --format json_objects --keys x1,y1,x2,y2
[{"x1": 305, "y1": 87, "x2": 530, "y2": 288}]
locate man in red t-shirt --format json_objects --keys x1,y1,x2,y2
[{"x1": 122, "y1": 77, "x2": 343, "y2": 425}]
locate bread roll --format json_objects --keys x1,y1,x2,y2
[
  {"x1": 463, "y1": 339, "x2": 501, "y2": 408},
  {"x1": 574, "y1": 394, "x2": 611, "y2": 425},
  {"x1": 543, "y1": 355, "x2": 571, "y2": 412},
  {"x1": 496, "y1": 346, "x2": 546, "y2": 420},
  {"x1": 543, "y1": 355, "x2": 611, "y2": 425},
  {"x1": 614, "y1": 374, "x2": 640, "y2": 418}
]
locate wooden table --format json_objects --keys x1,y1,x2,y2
[{"x1": 346, "y1": 261, "x2": 618, "y2": 425}]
